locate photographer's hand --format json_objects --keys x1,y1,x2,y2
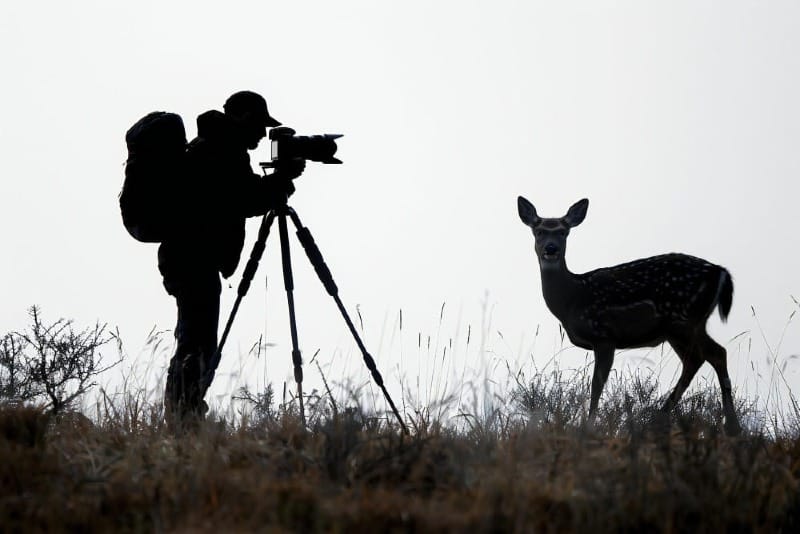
[
  {"x1": 273, "y1": 158, "x2": 306, "y2": 182},
  {"x1": 260, "y1": 158, "x2": 303, "y2": 212},
  {"x1": 265, "y1": 176, "x2": 296, "y2": 203}
]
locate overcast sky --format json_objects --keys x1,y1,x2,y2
[{"x1": 2, "y1": 1, "x2": 799, "y2": 416}]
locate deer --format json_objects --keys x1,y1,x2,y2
[{"x1": 517, "y1": 197, "x2": 741, "y2": 436}]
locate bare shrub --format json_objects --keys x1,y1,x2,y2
[{"x1": 0, "y1": 306, "x2": 119, "y2": 414}]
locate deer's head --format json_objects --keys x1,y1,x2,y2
[{"x1": 517, "y1": 197, "x2": 589, "y2": 268}]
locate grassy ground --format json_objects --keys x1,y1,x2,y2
[{"x1": 2, "y1": 372, "x2": 800, "y2": 533}]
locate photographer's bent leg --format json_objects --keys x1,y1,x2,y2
[
  {"x1": 164, "y1": 271, "x2": 221, "y2": 426},
  {"x1": 198, "y1": 275, "x2": 221, "y2": 400}
]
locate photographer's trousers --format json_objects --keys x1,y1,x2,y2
[{"x1": 163, "y1": 270, "x2": 221, "y2": 421}]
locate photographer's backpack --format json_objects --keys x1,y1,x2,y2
[{"x1": 119, "y1": 112, "x2": 187, "y2": 242}]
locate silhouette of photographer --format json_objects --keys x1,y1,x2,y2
[{"x1": 158, "y1": 91, "x2": 303, "y2": 428}]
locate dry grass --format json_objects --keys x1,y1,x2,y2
[{"x1": 2, "y1": 371, "x2": 800, "y2": 533}]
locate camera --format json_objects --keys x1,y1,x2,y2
[{"x1": 267, "y1": 126, "x2": 342, "y2": 165}]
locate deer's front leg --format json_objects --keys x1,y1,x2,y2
[{"x1": 589, "y1": 345, "x2": 615, "y2": 419}]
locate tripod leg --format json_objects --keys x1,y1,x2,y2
[
  {"x1": 287, "y1": 208, "x2": 409, "y2": 435},
  {"x1": 278, "y1": 213, "x2": 306, "y2": 425},
  {"x1": 208, "y1": 212, "x2": 276, "y2": 389}
]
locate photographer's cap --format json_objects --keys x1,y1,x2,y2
[{"x1": 224, "y1": 90, "x2": 281, "y2": 127}]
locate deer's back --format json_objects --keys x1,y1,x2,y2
[{"x1": 571, "y1": 253, "x2": 727, "y2": 346}]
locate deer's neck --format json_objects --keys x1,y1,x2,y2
[{"x1": 539, "y1": 260, "x2": 580, "y2": 320}]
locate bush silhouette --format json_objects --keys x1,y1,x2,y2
[{"x1": 0, "y1": 306, "x2": 119, "y2": 414}]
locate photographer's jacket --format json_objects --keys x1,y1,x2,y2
[{"x1": 158, "y1": 110, "x2": 273, "y2": 293}]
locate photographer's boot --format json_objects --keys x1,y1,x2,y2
[{"x1": 164, "y1": 352, "x2": 207, "y2": 433}]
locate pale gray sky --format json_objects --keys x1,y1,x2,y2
[{"x1": 1, "y1": 1, "x2": 798, "y2": 414}]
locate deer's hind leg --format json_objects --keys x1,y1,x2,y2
[
  {"x1": 699, "y1": 331, "x2": 741, "y2": 436},
  {"x1": 661, "y1": 334, "x2": 703, "y2": 414}
]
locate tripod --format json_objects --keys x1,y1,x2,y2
[{"x1": 209, "y1": 200, "x2": 409, "y2": 435}]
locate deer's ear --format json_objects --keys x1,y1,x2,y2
[
  {"x1": 518, "y1": 196, "x2": 541, "y2": 227},
  {"x1": 564, "y1": 198, "x2": 589, "y2": 228}
]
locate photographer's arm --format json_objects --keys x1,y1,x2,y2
[{"x1": 238, "y1": 159, "x2": 305, "y2": 217}]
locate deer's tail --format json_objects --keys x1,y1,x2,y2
[{"x1": 716, "y1": 269, "x2": 734, "y2": 323}]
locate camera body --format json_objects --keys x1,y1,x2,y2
[{"x1": 267, "y1": 126, "x2": 342, "y2": 165}]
